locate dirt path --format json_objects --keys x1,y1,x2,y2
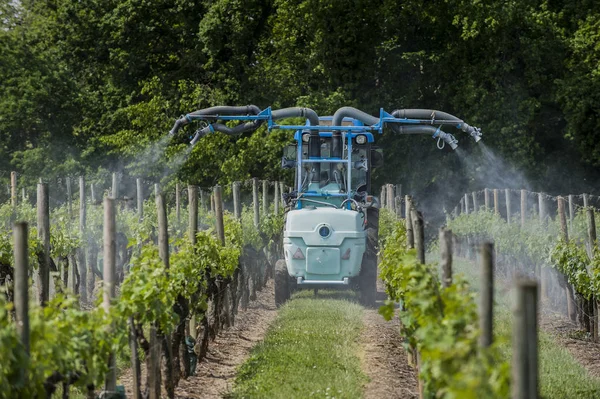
[
  {"x1": 175, "y1": 280, "x2": 278, "y2": 398},
  {"x1": 121, "y1": 278, "x2": 420, "y2": 398},
  {"x1": 360, "y1": 282, "x2": 418, "y2": 399},
  {"x1": 541, "y1": 311, "x2": 600, "y2": 379}
]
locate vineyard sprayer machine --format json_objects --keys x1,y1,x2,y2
[{"x1": 169, "y1": 105, "x2": 482, "y2": 306}]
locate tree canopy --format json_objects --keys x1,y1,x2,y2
[{"x1": 1, "y1": 0, "x2": 599, "y2": 210}]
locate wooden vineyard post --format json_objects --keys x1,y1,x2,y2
[
  {"x1": 405, "y1": 195, "x2": 414, "y2": 249},
  {"x1": 90, "y1": 183, "x2": 97, "y2": 204},
  {"x1": 14, "y1": 222, "x2": 30, "y2": 354},
  {"x1": 484, "y1": 188, "x2": 490, "y2": 211},
  {"x1": 214, "y1": 185, "x2": 233, "y2": 328},
  {"x1": 136, "y1": 178, "x2": 144, "y2": 221},
  {"x1": 156, "y1": 190, "x2": 175, "y2": 398},
  {"x1": 439, "y1": 228, "x2": 453, "y2": 288},
  {"x1": 11, "y1": 171, "x2": 17, "y2": 207},
  {"x1": 411, "y1": 207, "x2": 425, "y2": 398},
  {"x1": 103, "y1": 197, "x2": 117, "y2": 393},
  {"x1": 132, "y1": 180, "x2": 145, "y2": 392},
  {"x1": 380, "y1": 185, "x2": 387, "y2": 209},
  {"x1": 111, "y1": 172, "x2": 119, "y2": 199},
  {"x1": 396, "y1": 184, "x2": 402, "y2": 217},
  {"x1": 411, "y1": 208, "x2": 425, "y2": 264},
  {"x1": 587, "y1": 207, "x2": 597, "y2": 252},
  {"x1": 387, "y1": 184, "x2": 395, "y2": 213},
  {"x1": 214, "y1": 185, "x2": 230, "y2": 326},
  {"x1": 464, "y1": 193, "x2": 469, "y2": 215},
  {"x1": 210, "y1": 193, "x2": 215, "y2": 214},
  {"x1": 274, "y1": 181, "x2": 280, "y2": 215},
  {"x1": 583, "y1": 193, "x2": 589, "y2": 208},
  {"x1": 233, "y1": 182, "x2": 241, "y2": 219},
  {"x1": 521, "y1": 189, "x2": 527, "y2": 228},
  {"x1": 253, "y1": 178, "x2": 260, "y2": 228},
  {"x1": 187, "y1": 185, "x2": 199, "y2": 248},
  {"x1": 187, "y1": 185, "x2": 199, "y2": 344},
  {"x1": 77, "y1": 176, "x2": 87, "y2": 300},
  {"x1": 472, "y1": 191, "x2": 478, "y2": 213},
  {"x1": 538, "y1": 193, "x2": 546, "y2": 223},
  {"x1": 568, "y1": 194, "x2": 575, "y2": 228},
  {"x1": 156, "y1": 190, "x2": 170, "y2": 267},
  {"x1": 64, "y1": 177, "x2": 73, "y2": 289},
  {"x1": 480, "y1": 242, "x2": 494, "y2": 348},
  {"x1": 384, "y1": 184, "x2": 389, "y2": 210},
  {"x1": 214, "y1": 186, "x2": 225, "y2": 245},
  {"x1": 230, "y1": 182, "x2": 244, "y2": 322},
  {"x1": 66, "y1": 177, "x2": 73, "y2": 219},
  {"x1": 558, "y1": 197, "x2": 577, "y2": 322},
  {"x1": 21, "y1": 187, "x2": 26, "y2": 202},
  {"x1": 149, "y1": 324, "x2": 161, "y2": 399},
  {"x1": 540, "y1": 192, "x2": 547, "y2": 299},
  {"x1": 88, "y1": 181, "x2": 98, "y2": 301},
  {"x1": 37, "y1": 182, "x2": 50, "y2": 305},
  {"x1": 237, "y1": 181, "x2": 250, "y2": 311},
  {"x1": 558, "y1": 196, "x2": 569, "y2": 243},
  {"x1": 494, "y1": 189, "x2": 499, "y2": 216},
  {"x1": 200, "y1": 189, "x2": 206, "y2": 212},
  {"x1": 505, "y1": 189, "x2": 511, "y2": 224},
  {"x1": 176, "y1": 182, "x2": 181, "y2": 227},
  {"x1": 587, "y1": 208, "x2": 598, "y2": 342},
  {"x1": 129, "y1": 316, "x2": 141, "y2": 399},
  {"x1": 279, "y1": 182, "x2": 285, "y2": 208},
  {"x1": 263, "y1": 180, "x2": 269, "y2": 216},
  {"x1": 460, "y1": 197, "x2": 464, "y2": 215},
  {"x1": 512, "y1": 279, "x2": 538, "y2": 399}
]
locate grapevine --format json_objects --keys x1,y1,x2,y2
[{"x1": 378, "y1": 209, "x2": 510, "y2": 398}]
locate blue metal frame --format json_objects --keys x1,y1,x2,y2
[
  {"x1": 292, "y1": 128, "x2": 358, "y2": 210},
  {"x1": 183, "y1": 107, "x2": 456, "y2": 209}
]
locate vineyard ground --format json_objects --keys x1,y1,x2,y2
[
  {"x1": 540, "y1": 314, "x2": 600, "y2": 380},
  {"x1": 361, "y1": 308, "x2": 418, "y2": 399},
  {"x1": 120, "y1": 280, "x2": 278, "y2": 398},
  {"x1": 230, "y1": 282, "x2": 418, "y2": 398},
  {"x1": 117, "y1": 273, "x2": 418, "y2": 398},
  {"x1": 230, "y1": 290, "x2": 366, "y2": 398},
  {"x1": 449, "y1": 256, "x2": 600, "y2": 398},
  {"x1": 361, "y1": 280, "x2": 418, "y2": 399}
]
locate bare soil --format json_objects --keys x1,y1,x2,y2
[
  {"x1": 175, "y1": 280, "x2": 278, "y2": 398},
  {"x1": 360, "y1": 282, "x2": 419, "y2": 399}
]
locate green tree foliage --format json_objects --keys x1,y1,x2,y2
[{"x1": 1, "y1": 0, "x2": 599, "y2": 199}]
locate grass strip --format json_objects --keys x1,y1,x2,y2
[
  {"x1": 230, "y1": 291, "x2": 366, "y2": 398},
  {"x1": 494, "y1": 308, "x2": 600, "y2": 398},
  {"x1": 447, "y1": 256, "x2": 600, "y2": 398}
]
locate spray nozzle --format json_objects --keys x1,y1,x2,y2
[
  {"x1": 169, "y1": 115, "x2": 191, "y2": 136},
  {"x1": 460, "y1": 123, "x2": 482, "y2": 143},
  {"x1": 190, "y1": 125, "x2": 213, "y2": 146},
  {"x1": 433, "y1": 128, "x2": 458, "y2": 150}
]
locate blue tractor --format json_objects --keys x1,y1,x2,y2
[{"x1": 169, "y1": 105, "x2": 482, "y2": 306}]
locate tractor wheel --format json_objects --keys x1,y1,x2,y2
[
  {"x1": 359, "y1": 207, "x2": 379, "y2": 307},
  {"x1": 274, "y1": 259, "x2": 290, "y2": 308}
]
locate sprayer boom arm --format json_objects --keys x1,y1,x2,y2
[{"x1": 169, "y1": 105, "x2": 482, "y2": 148}]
